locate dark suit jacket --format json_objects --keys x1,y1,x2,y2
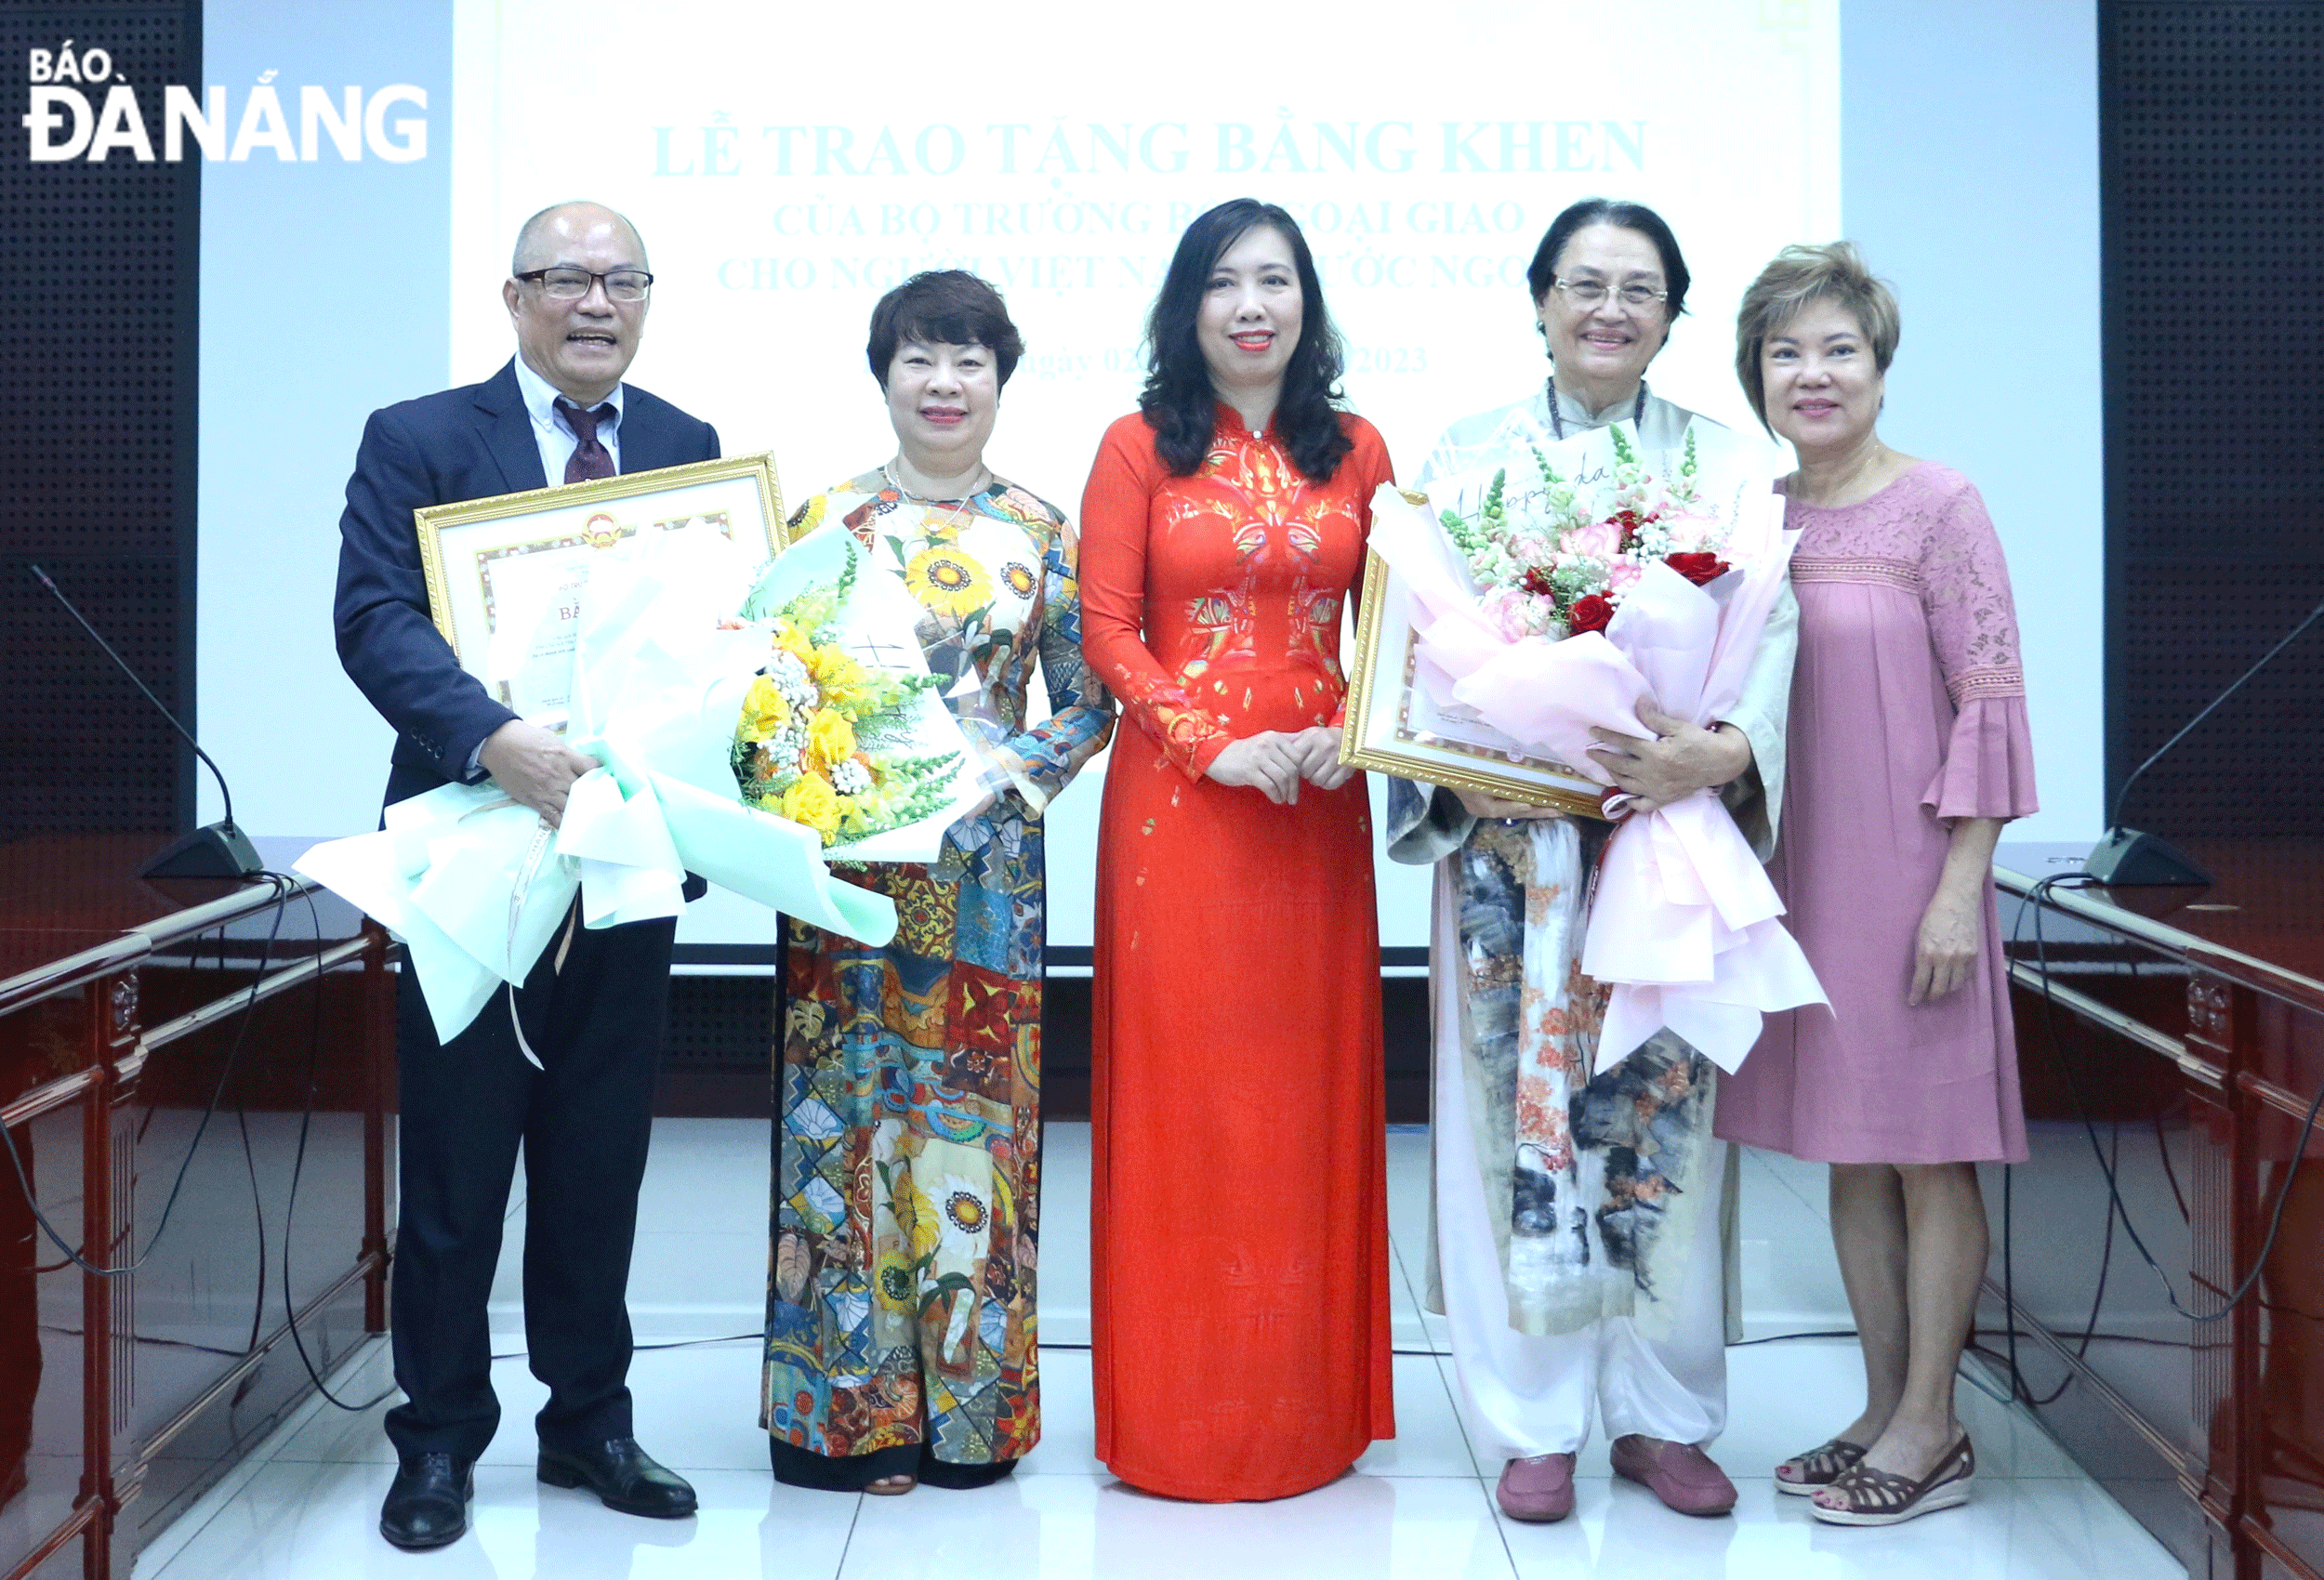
[{"x1": 334, "y1": 359, "x2": 720, "y2": 809}]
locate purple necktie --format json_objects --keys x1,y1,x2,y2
[{"x1": 557, "y1": 399, "x2": 615, "y2": 482}]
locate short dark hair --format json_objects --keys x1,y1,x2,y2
[
  {"x1": 1137, "y1": 198, "x2": 1352, "y2": 482},
  {"x1": 865, "y1": 270, "x2": 1025, "y2": 388},
  {"x1": 1525, "y1": 198, "x2": 1692, "y2": 334}
]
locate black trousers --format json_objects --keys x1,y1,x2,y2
[{"x1": 384, "y1": 908, "x2": 676, "y2": 1462}]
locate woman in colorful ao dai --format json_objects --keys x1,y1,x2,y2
[
  {"x1": 1386, "y1": 198, "x2": 1800, "y2": 1524},
  {"x1": 1717, "y1": 244, "x2": 2038, "y2": 1527},
  {"x1": 762, "y1": 270, "x2": 1114, "y2": 1494}
]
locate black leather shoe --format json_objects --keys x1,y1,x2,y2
[
  {"x1": 538, "y1": 1436, "x2": 697, "y2": 1518},
  {"x1": 380, "y1": 1452, "x2": 472, "y2": 1549}
]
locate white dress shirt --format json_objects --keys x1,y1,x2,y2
[
  {"x1": 465, "y1": 359, "x2": 628, "y2": 776},
  {"x1": 510, "y1": 353, "x2": 625, "y2": 483}
]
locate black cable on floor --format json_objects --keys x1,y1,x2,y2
[
  {"x1": 2020, "y1": 873, "x2": 2324, "y2": 1326},
  {"x1": 272, "y1": 878, "x2": 399, "y2": 1413},
  {"x1": 1979, "y1": 871, "x2": 2324, "y2": 1417},
  {"x1": 1730, "y1": 1328, "x2": 1857, "y2": 1346}
]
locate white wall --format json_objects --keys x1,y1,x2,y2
[
  {"x1": 1842, "y1": 0, "x2": 2103, "y2": 842},
  {"x1": 194, "y1": 2, "x2": 450, "y2": 836}
]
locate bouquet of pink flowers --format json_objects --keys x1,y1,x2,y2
[
  {"x1": 1443, "y1": 428, "x2": 1734, "y2": 645},
  {"x1": 1367, "y1": 423, "x2": 1826, "y2": 1075}
]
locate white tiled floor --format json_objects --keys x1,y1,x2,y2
[{"x1": 131, "y1": 1125, "x2": 2184, "y2": 1579}]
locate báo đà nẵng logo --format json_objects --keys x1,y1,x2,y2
[{"x1": 22, "y1": 42, "x2": 427, "y2": 163}]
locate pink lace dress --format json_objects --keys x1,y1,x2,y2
[{"x1": 1716, "y1": 462, "x2": 2039, "y2": 1164}]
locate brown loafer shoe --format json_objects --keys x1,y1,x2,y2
[
  {"x1": 1610, "y1": 1434, "x2": 1736, "y2": 1516},
  {"x1": 1496, "y1": 1453, "x2": 1578, "y2": 1522}
]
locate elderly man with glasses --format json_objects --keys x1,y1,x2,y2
[{"x1": 334, "y1": 199, "x2": 719, "y2": 1551}]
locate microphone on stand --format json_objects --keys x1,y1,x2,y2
[
  {"x1": 2087, "y1": 592, "x2": 2324, "y2": 887},
  {"x1": 29, "y1": 564, "x2": 264, "y2": 880}
]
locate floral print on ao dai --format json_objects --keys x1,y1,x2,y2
[{"x1": 762, "y1": 473, "x2": 1113, "y2": 1484}]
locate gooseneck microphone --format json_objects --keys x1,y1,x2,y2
[
  {"x1": 29, "y1": 564, "x2": 264, "y2": 880},
  {"x1": 2087, "y1": 592, "x2": 2324, "y2": 887}
]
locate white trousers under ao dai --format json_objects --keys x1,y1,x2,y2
[{"x1": 1433, "y1": 1005, "x2": 1731, "y2": 1462}]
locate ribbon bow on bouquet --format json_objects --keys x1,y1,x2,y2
[
  {"x1": 1366, "y1": 447, "x2": 1827, "y2": 1076},
  {"x1": 296, "y1": 521, "x2": 983, "y2": 1049}
]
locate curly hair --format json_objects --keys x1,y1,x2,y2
[{"x1": 1136, "y1": 199, "x2": 1351, "y2": 482}]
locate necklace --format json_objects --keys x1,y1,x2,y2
[
  {"x1": 1795, "y1": 441, "x2": 1895, "y2": 507},
  {"x1": 881, "y1": 458, "x2": 992, "y2": 534},
  {"x1": 1545, "y1": 380, "x2": 1647, "y2": 441},
  {"x1": 882, "y1": 457, "x2": 992, "y2": 502}
]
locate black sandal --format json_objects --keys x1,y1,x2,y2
[
  {"x1": 1775, "y1": 1437, "x2": 1867, "y2": 1496},
  {"x1": 1810, "y1": 1436, "x2": 1974, "y2": 1526}
]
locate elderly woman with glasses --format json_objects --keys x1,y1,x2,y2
[
  {"x1": 1716, "y1": 243, "x2": 2038, "y2": 1527},
  {"x1": 1386, "y1": 197, "x2": 1799, "y2": 1525}
]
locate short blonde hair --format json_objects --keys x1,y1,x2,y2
[{"x1": 1734, "y1": 242, "x2": 1900, "y2": 432}]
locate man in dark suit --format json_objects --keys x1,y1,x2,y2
[{"x1": 335, "y1": 200, "x2": 715, "y2": 1550}]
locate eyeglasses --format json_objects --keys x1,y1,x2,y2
[
  {"x1": 514, "y1": 268, "x2": 654, "y2": 303},
  {"x1": 1553, "y1": 278, "x2": 1667, "y2": 310}
]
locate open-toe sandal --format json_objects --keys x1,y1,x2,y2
[
  {"x1": 1810, "y1": 1436, "x2": 1974, "y2": 1526},
  {"x1": 1776, "y1": 1437, "x2": 1867, "y2": 1496}
]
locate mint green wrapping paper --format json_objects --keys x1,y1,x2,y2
[{"x1": 296, "y1": 520, "x2": 979, "y2": 1045}]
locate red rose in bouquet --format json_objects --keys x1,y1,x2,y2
[
  {"x1": 1665, "y1": 551, "x2": 1732, "y2": 586},
  {"x1": 1567, "y1": 593, "x2": 1616, "y2": 636}
]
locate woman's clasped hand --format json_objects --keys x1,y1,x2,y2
[
  {"x1": 1585, "y1": 705, "x2": 1753, "y2": 816},
  {"x1": 1205, "y1": 726, "x2": 1351, "y2": 802}
]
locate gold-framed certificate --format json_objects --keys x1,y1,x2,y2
[
  {"x1": 1340, "y1": 503, "x2": 1608, "y2": 820},
  {"x1": 415, "y1": 453, "x2": 785, "y2": 727}
]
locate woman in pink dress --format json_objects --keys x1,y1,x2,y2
[{"x1": 1714, "y1": 244, "x2": 2039, "y2": 1527}]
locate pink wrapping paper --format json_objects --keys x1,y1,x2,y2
[{"x1": 1367, "y1": 484, "x2": 1827, "y2": 1074}]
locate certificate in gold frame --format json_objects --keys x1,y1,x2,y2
[
  {"x1": 415, "y1": 452, "x2": 785, "y2": 724},
  {"x1": 1340, "y1": 523, "x2": 1608, "y2": 820}
]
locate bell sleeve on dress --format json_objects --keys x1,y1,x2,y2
[
  {"x1": 1918, "y1": 479, "x2": 2040, "y2": 821},
  {"x1": 993, "y1": 516, "x2": 1116, "y2": 814},
  {"x1": 1078, "y1": 417, "x2": 1237, "y2": 781}
]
